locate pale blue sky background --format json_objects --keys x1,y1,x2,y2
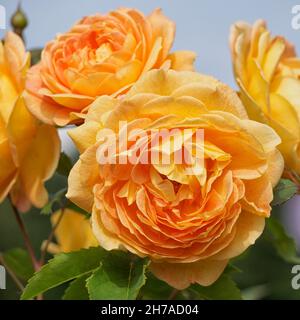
[
  {"x1": 0, "y1": 0, "x2": 300, "y2": 87},
  {"x1": 1, "y1": 0, "x2": 300, "y2": 242}
]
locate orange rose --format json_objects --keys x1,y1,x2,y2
[
  {"x1": 24, "y1": 8, "x2": 196, "y2": 126},
  {"x1": 67, "y1": 70, "x2": 283, "y2": 289},
  {"x1": 0, "y1": 32, "x2": 60, "y2": 212}
]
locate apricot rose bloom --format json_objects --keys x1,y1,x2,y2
[
  {"x1": 24, "y1": 8, "x2": 196, "y2": 126},
  {"x1": 0, "y1": 32, "x2": 60, "y2": 212},
  {"x1": 67, "y1": 70, "x2": 284, "y2": 289},
  {"x1": 230, "y1": 20, "x2": 300, "y2": 174},
  {"x1": 44, "y1": 209, "x2": 98, "y2": 254}
]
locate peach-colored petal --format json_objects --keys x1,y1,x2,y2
[
  {"x1": 128, "y1": 69, "x2": 248, "y2": 119},
  {"x1": 50, "y1": 209, "x2": 98, "y2": 253},
  {"x1": 7, "y1": 97, "x2": 37, "y2": 165},
  {"x1": 242, "y1": 174, "x2": 273, "y2": 217},
  {"x1": 214, "y1": 211, "x2": 265, "y2": 260},
  {"x1": 4, "y1": 31, "x2": 30, "y2": 90},
  {"x1": 167, "y1": 50, "x2": 196, "y2": 71},
  {"x1": 0, "y1": 72, "x2": 19, "y2": 123},
  {"x1": 92, "y1": 205, "x2": 124, "y2": 251},
  {"x1": 242, "y1": 120, "x2": 281, "y2": 154},
  {"x1": 262, "y1": 37, "x2": 285, "y2": 81},
  {"x1": 39, "y1": 89, "x2": 94, "y2": 110},
  {"x1": 68, "y1": 96, "x2": 118, "y2": 153},
  {"x1": 23, "y1": 90, "x2": 72, "y2": 126},
  {"x1": 142, "y1": 37, "x2": 162, "y2": 73},
  {"x1": 148, "y1": 8, "x2": 175, "y2": 65},
  {"x1": 150, "y1": 258, "x2": 228, "y2": 289},
  {"x1": 0, "y1": 117, "x2": 18, "y2": 201},
  {"x1": 14, "y1": 124, "x2": 60, "y2": 210},
  {"x1": 66, "y1": 145, "x2": 99, "y2": 212},
  {"x1": 267, "y1": 149, "x2": 284, "y2": 187}
]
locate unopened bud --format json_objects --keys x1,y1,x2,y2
[{"x1": 10, "y1": 3, "x2": 28, "y2": 39}]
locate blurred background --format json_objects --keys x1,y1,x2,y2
[{"x1": 0, "y1": 0, "x2": 300, "y2": 299}]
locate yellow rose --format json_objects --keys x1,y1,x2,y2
[
  {"x1": 230, "y1": 20, "x2": 300, "y2": 174},
  {"x1": 44, "y1": 209, "x2": 98, "y2": 254},
  {"x1": 0, "y1": 32, "x2": 60, "y2": 212},
  {"x1": 67, "y1": 70, "x2": 283, "y2": 289},
  {"x1": 24, "y1": 8, "x2": 196, "y2": 126}
]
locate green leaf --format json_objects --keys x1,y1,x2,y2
[
  {"x1": 140, "y1": 273, "x2": 186, "y2": 300},
  {"x1": 272, "y1": 179, "x2": 297, "y2": 206},
  {"x1": 86, "y1": 251, "x2": 149, "y2": 300},
  {"x1": 188, "y1": 273, "x2": 242, "y2": 300},
  {"x1": 57, "y1": 152, "x2": 73, "y2": 177},
  {"x1": 41, "y1": 188, "x2": 67, "y2": 215},
  {"x1": 21, "y1": 247, "x2": 106, "y2": 300},
  {"x1": 63, "y1": 274, "x2": 90, "y2": 300},
  {"x1": 265, "y1": 216, "x2": 300, "y2": 264},
  {"x1": 140, "y1": 273, "x2": 174, "y2": 299},
  {"x1": 2, "y1": 248, "x2": 34, "y2": 281}
]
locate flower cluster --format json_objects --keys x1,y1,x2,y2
[{"x1": 1, "y1": 7, "x2": 299, "y2": 290}]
